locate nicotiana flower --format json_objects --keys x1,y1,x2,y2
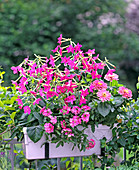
[{"x1": 23, "y1": 106, "x2": 31, "y2": 115}]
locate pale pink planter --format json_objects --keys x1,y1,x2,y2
[{"x1": 23, "y1": 125, "x2": 112, "y2": 160}]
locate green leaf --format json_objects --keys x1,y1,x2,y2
[
  {"x1": 61, "y1": 157, "x2": 67, "y2": 162},
  {"x1": 118, "y1": 137, "x2": 126, "y2": 146},
  {"x1": 97, "y1": 102, "x2": 111, "y2": 117},
  {"x1": 112, "y1": 96, "x2": 124, "y2": 106},
  {"x1": 33, "y1": 112, "x2": 43, "y2": 124},
  {"x1": 27, "y1": 125, "x2": 43, "y2": 143},
  {"x1": 136, "y1": 82, "x2": 139, "y2": 89},
  {"x1": 10, "y1": 112, "x2": 16, "y2": 120},
  {"x1": 66, "y1": 160, "x2": 70, "y2": 168},
  {"x1": 91, "y1": 124, "x2": 95, "y2": 133}
]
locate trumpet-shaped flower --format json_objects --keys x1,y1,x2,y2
[{"x1": 23, "y1": 106, "x2": 31, "y2": 115}]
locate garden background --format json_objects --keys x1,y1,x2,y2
[{"x1": 0, "y1": 0, "x2": 139, "y2": 98}]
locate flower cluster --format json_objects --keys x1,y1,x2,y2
[{"x1": 11, "y1": 35, "x2": 132, "y2": 149}]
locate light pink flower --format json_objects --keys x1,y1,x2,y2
[
  {"x1": 71, "y1": 106, "x2": 81, "y2": 115},
  {"x1": 118, "y1": 86, "x2": 132, "y2": 99},
  {"x1": 70, "y1": 116, "x2": 81, "y2": 127},
  {"x1": 97, "y1": 90, "x2": 111, "y2": 102},
  {"x1": 23, "y1": 106, "x2": 31, "y2": 115},
  {"x1": 81, "y1": 105, "x2": 91, "y2": 111},
  {"x1": 41, "y1": 108, "x2": 52, "y2": 117},
  {"x1": 61, "y1": 128, "x2": 74, "y2": 137},
  {"x1": 104, "y1": 73, "x2": 119, "y2": 82},
  {"x1": 81, "y1": 112, "x2": 90, "y2": 123},
  {"x1": 44, "y1": 123, "x2": 54, "y2": 133},
  {"x1": 49, "y1": 116, "x2": 57, "y2": 124}
]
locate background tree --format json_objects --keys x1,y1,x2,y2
[{"x1": 0, "y1": 0, "x2": 138, "y2": 97}]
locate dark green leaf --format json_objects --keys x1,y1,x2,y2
[{"x1": 27, "y1": 125, "x2": 43, "y2": 143}]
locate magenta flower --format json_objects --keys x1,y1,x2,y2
[
  {"x1": 61, "y1": 120, "x2": 66, "y2": 129},
  {"x1": 33, "y1": 98, "x2": 41, "y2": 105},
  {"x1": 23, "y1": 106, "x2": 31, "y2": 115},
  {"x1": 66, "y1": 45, "x2": 75, "y2": 53},
  {"x1": 44, "y1": 123, "x2": 54, "y2": 133},
  {"x1": 60, "y1": 105, "x2": 71, "y2": 115},
  {"x1": 86, "y1": 139, "x2": 96, "y2": 150},
  {"x1": 79, "y1": 97, "x2": 87, "y2": 105},
  {"x1": 97, "y1": 90, "x2": 111, "y2": 102},
  {"x1": 16, "y1": 97, "x2": 23, "y2": 108},
  {"x1": 64, "y1": 95, "x2": 76, "y2": 104},
  {"x1": 57, "y1": 34, "x2": 62, "y2": 45},
  {"x1": 118, "y1": 86, "x2": 132, "y2": 99},
  {"x1": 80, "y1": 89, "x2": 89, "y2": 97}
]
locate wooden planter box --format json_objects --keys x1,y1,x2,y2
[{"x1": 23, "y1": 125, "x2": 112, "y2": 160}]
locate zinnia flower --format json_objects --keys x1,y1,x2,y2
[{"x1": 97, "y1": 90, "x2": 111, "y2": 102}]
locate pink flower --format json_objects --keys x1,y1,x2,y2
[
  {"x1": 49, "y1": 55, "x2": 55, "y2": 67},
  {"x1": 57, "y1": 34, "x2": 62, "y2": 45},
  {"x1": 49, "y1": 116, "x2": 57, "y2": 124},
  {"x1": 86, "y1": 139, "x2": 96, "y2": 150},
  {"x1": 44, "y1": 123, "x2": 54, "y2": 133},
  {"x1": 90, "y1": 80, "x2": 107, "y2": 91},
  {"x1": 97, "y1": 90, "x2": 111, "y2": 102},
  {"x1": 71, "y1": 106, "x2": 81, "y2": 115},
  {"x1": 118, "y1": 86, "x2": 132, "y2": 99},
  {"x1": 104, "y1": 73, "x2": 119, "y2": 82},
  {"x1": 79, "y1": 97, "x2": 87, "y2": 105},
  {"x1": 64, "y1": 95, "x2": 76, "y2": 104},
  {"x1": 23, "y1": 106, "x2": 31, "y2": 114},
  {"x1": 33, "y1": 98, "x2": 41, "y2": 105},
  {"x1": 66, "y1": 45, "x2": 75, "y2": 53},
  {"x1": 86, "y1": 49, "x2": 95, "y2": 55},
  {"x1": 70, "y1": 116, "x2": 81, "y2": 127},
  {"x1": 16, "y1": 97, "x2": 23, "y2": 108},
  {"x1": 61, "y1": 128, "x2": 74, "y2": 137},
  {"x1": 41, "y1": 108, "x2": 52, "y2": 117},
  {"x1": 74, "y1": 43, "x2": 82, "y2": 53},
  {"x1": 80, "y1": 89, "x2": 89, "y2": 97},
  {"x1": 11, "y1": 66, "x2": 18, "y2": 74},
  {"x1": 81, "y1": 105, "x2": 91, "y2": 111},
  {"x1": 60, "y1": 106, "x2": 71, "y2": 115},
  {"x1": 61, "y1": 56, "x2": 70, "y2": 65},
  {"x1": 81, "y1": 112, "x2": 90, "y2": 123},
  {"x1": 61, "y1": 120, "x2": 66, "y2": 129}
]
